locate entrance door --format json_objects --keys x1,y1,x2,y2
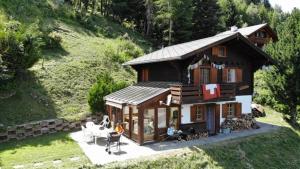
[
  {"x1": 144, "y1": 109, "x2": 155, "y2": 142},
  {"x1": 206, "y1": 105, "x2": 215, "y2": 135}
]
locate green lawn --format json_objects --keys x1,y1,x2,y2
[
  {"x1": 102, "y1": 108, "x2": 300, "y2": 169},
  {"x1": 0, "y1": 132, "x2": 90, "y2": 169}
]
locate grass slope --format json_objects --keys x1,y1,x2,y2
[
  {"x1": 0, "y1": 0, "x2": 151, "y2": 126},
  {"x1": 103, "y1": 108, "x2": 300, "y2": 169}
]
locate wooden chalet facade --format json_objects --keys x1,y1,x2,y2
[{"x1": 104, "y1": 24, "x2": 277, "y2": 145}]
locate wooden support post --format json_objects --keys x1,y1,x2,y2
[{"x1": 129, "y1": 107, "x2": 132, "y2": 139}]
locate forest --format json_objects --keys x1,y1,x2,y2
[{"x1": 0, "y1": 0, "x2": 299, "y2": 126}]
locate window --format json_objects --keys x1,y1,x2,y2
[
  {"x1": 212, "y1": 46, "x2": 227, "y2": 57},
  {"x1": 170, "y1": 107, "x2": 179, "y2": 129},
  {"x1": 158, "y1": 108, "x2": 167, "y2": 128},
  {"x1": 196, "y1": 106, "x2": 205, "y2": 121},
  {"x1": 191, "y1": 105, "x2": 205, "y2": 122},
  {"x1": 227, "y1": 104, "x2": 235, "y2": 118},
  {"x1": 219, "y1": 46, "x2": 226, "y2": 57},
  {"x1": 227, "y1": 69, "x2": 236, "y2": 83},
  {"x1": 144, "y1": 109, "x2": 155, "y2": 141},
  {"x1": 256, "y1": 31, "x2": 267, "y2": 38},
  {"x1": 123, "y1": 106, "x2": 130, "y2": 131},
  {"x1": 200, "y1": 68, "x2": 210, "y2": 84}
]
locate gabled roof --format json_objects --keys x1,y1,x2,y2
[
  {"x1": 219, "y1": 23, "x2": 268, "y2": 36},
  {"x1": 104, "y1": 82, "x2": 179, "y2": 105},
  {"x1": 124, "y1": 32, "x2": 238, "y2": 66},
  {"x1": 219, "y1": 23, "x2": 278, "y2": 40},
  {"x1": 124, "y1": 27, "x2": 274, "y2": 66}
]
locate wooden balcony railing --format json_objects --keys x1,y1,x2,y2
[{"x1": 170, "y1": 84, "x2": 236, "y2": 104}]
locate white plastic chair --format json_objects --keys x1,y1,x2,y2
[
  {"x1": 81, "y1": 125, "x2": 93, "y2": 142},
  {"x1": 99, "y1": 115, "x2": 110, "y2": 129},
  {"x1": 86, "y1": 121, "x2": 95, "y2": 129}
]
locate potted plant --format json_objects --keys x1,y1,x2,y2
[{"x1": 221, "y1": 120, "x2": 231, "y2": 134}]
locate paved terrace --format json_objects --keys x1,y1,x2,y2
[{"x1": 70, "y1": 122, "x2": 280, "y2": 165}]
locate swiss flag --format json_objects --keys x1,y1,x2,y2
[{"x1": 202, "y1": 84, "x2": 221, "y2": 100}]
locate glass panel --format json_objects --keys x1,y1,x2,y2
[
  {"x1": 170, "y1": 107, "x2": 179, "y2": 129},
  {"x1": 228, "y1": 69, "x2": 236, "y2": 82},
  {"x1": 123, "y1": 106, "x2": 129, "y2": 131},
  {"x1": 196, "y1": 106, "x2": 204, "y2": 121},
  {"x1": 131, "y1": 106, "x2": 139, "y2": 141},
  {"x1": 200, "y1": 68, "x2": 210, "y2": 84},
  {"x1": 158, "y1": 108, "x2": 167, "y2": 128},
  {"x1": 144, "y1": 109, "x2": 155, "y2": 141}
]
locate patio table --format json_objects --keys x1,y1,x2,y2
[{"x1": 89, "y1": 125, "x2": 114, "y2": 144}]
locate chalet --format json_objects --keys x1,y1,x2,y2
[{"x1": 104, "y1": 24, "x2": 277, "y2": 145}]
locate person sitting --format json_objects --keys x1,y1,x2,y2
[
  {"x1": 167, "y1": 124, "x2": 175, "y2": 136},
  {"x1": 115, "y1": 123, "x2": 124, "y2": 134},
  {"x1": 167, "y1": 124, "x2": 182, "y2": 141}
]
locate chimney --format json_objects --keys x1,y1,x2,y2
[{"x1": 230, "y1": 26, "x2": 238, "y2": 32}]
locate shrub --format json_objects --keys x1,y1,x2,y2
[
  {"x1": 43, "y1": 31, "x2": 62, "y2": 49},
  {"x1": 104, "y1": 39, "x2": 143, "y2": 63},
  {"x1": 88, "y1": 73, "x2": 127, "y2": 114},
  {"x1": 0, "y1": 21, "x2": 41, "y2": 76}
]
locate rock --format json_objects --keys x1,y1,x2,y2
[
  {"x1": 13, "y1": 165, "x2": 24, "y2": 169},
  {"x1": 53, "y1": 160, "x2": 62, "y2": 164}
]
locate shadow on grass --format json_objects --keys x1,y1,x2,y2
[
  {"x1": 0, "y1": 71, "x2": 58, "y2": 126},
  {"x1": 283, "y1": 116, "x2": 300, "y2": 131},
  {"x1": 189, "y1": 127, "x2": 300, "y2": 169}
]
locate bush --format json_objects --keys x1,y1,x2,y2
[
  {"x1": 0, "y1": 21, "x2": 41, "y2": 77},
  {"x1": 43, "y1": 31, "x2": 62, "y2": 49},
  {"x1": 104, "y1": 39, "x2": 143, "y2": 63},
  {"x1": 88, "y1": 73, "x2": 127, "y2": 114}
]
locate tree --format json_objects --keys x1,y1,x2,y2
[
  {"x1": 265, "y1": 9, "x2": 300, "y2": 125},
  {"x1": 145, "y1": 0, "x2": 154, "y2": 36},
  {"x1": 218, "y1": 0, "x2": 241, "y2": 29},
  {"x1": 192, "y1": 0, "x2": 220, "y2": 39},
  {"x1": 0, "y1": 22, "x2": 40, "y2": 77},
  {"x1": 88, "y1": 73, "x2": 127, "y2": 113},
  {"x1": 155, "y1": 0, "x2": 193, "y2": 45}
]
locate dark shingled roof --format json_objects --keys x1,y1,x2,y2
[
  {"x1": 124, "y1": 32, "x2": 237, "y2": 66},
  {"x1": 123, "y1": 24, "x2": 275, "y2": 66},
  {"x1": 104, "y1": 82, "x2": 180, "y2": 105}
]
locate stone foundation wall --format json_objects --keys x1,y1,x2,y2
[{"x1": 0, "y1": 113, "x2": 102, "y2": 143}]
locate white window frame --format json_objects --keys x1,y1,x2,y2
[
  {"x1": 227, "y1": 69, "x2": 236, "y2": 83},
  {"x1": 227, "y1": 104, "x2": 235, "y2": 118},
  {"x1": 195, "y1": 106, "x2": 204, "y2": 121},
  {"x1": 200, "y1": 68, "x2": 210, "y2": 84},
  {"x1": 157, "y1": 108, "x2": 167, "y2": 128}
]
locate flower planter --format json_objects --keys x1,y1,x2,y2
[{"x1": 222, "y1": 128, "x2": 231, "y2": 134}]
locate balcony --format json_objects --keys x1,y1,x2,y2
[{"x1": 170, "y1": 84, "x2": 236, "y2": 104}]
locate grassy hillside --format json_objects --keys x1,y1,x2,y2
[{"x1": 0, "y1": 0, "x2": 151, "y2": 126}]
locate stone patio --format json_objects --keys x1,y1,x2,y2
[{"x1": 70, "y1": 122, "x2": 280, "y2": 165}]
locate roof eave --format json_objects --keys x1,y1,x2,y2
[{"x1": 238, "y1": 34, "x2": 275, "y2": 65}]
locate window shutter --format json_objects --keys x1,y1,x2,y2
[
  {"x1": 212, "y1": 47, "x2": 218, "y2": 56},
  {"x1": 222, "y1": 104, "x2": 228, "y2": 118},
  {"x1": 193, "y1": 68, "x2": 200, "y2": 86},
  {"x1": 236, "y1": 68, "x2": 243, "y2": 83},
  {"x1": 235, "y1": 103, "x2": 242, "y2": 118},
  {"x1": 215, "y1": 104, "x2": 220, "y2": 133},
  {"x1": 190, "y1": 105, "x2": 196, "y2": 122},
  {"x1": 201, "y1": 105, "x2": 206, "y2": 121},
  {"x1": 210, "y1": 68, "x2": 218, "y2": 83},
  {"x1": 222, "y1": 68, "x2": 228, "y2": 83},
  {"x1": 144, "y1": 69, "x2": 149, "y2": 81}
]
